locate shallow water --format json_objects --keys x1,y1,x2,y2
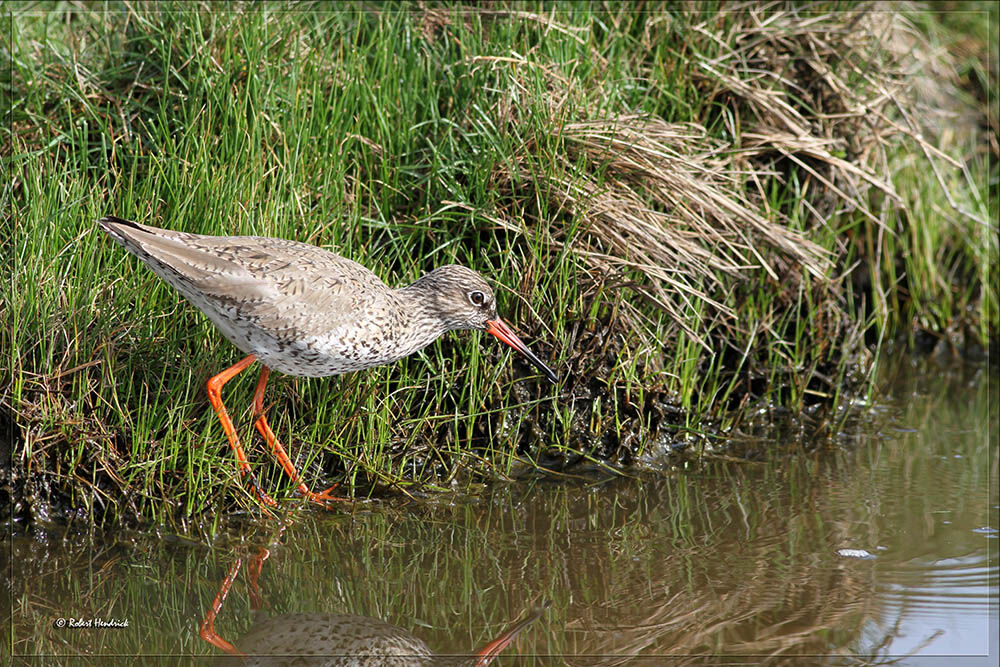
[{"x1": 7, "y1": 354, "x2": 998, "y2": 665}]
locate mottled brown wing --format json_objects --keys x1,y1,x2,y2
[{"x1": 104, "y1": 219, "x2": 384, "y2": 337}]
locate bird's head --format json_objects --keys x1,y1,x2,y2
[{"x1": 409, "y1": 265, "x2": 557, "y2": 384}]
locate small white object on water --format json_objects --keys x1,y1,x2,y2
[{"x1": 837, "y1": 548, "x2": 877, "y2": 559}]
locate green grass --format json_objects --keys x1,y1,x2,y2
[{"x1": 3, "y1": 2, "x2": 996, "y2": 525}]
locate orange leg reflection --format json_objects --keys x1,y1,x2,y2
[{"x1": 198, "y1": 557, "x2": 246, "y2": 658}]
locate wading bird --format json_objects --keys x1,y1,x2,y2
[{"x1": 99, "y1": 216, "x2": 557, "y2": 507}]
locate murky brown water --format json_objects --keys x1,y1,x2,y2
[{"x1": 6, "y1": 354, "x2": 997, "y2": 665}]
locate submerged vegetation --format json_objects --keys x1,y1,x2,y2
[{"x1": 3, "y1": 2, "x2": 996, "y2": 527}]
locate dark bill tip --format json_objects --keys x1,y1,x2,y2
[{"x1": 485, "y1": 318, "x2": 558, "y2": 384}]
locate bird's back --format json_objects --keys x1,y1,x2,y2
[
  {"x1": 217, "y1": 613, "x2": 435, "y2": 667},
  {"x1": 99, "y1": 217, "x2": 412, "y2": 376}
]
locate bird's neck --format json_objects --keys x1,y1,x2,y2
[{"x1": 391, "y1": 280, "x2": 451, "y2": 356}]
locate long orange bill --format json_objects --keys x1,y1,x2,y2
[{"x1": 485, "y1": 318, "x2": 558, "y2": 384}]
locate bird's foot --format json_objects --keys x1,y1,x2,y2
[{"x1": 300, "y1": 483, "x2": 343, "y2": 508}]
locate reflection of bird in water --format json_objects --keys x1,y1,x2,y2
[
  {"x1": 201, "y1": 551, "x2": 548, "y2": 666},
  {"x1": 213, "y1": 608, "x2": 548, "y2": 667}
]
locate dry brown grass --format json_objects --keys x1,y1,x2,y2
[{"x1": 470, "y1": 4, "x2": 991, "y2": 367}]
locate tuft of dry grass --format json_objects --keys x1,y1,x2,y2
[{"x1": 477, "y1": 3, "x2": 992, "y2": 367}]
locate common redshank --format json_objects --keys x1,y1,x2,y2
[
  {"x1": 99, "y1": 216, "x2": 557, "y2": 506},
  {"x1": 209, "y1": 610, "x2": 546, "y2": 666},
  {"x1": 200, "y1": 548, "x2": 548, "y2": 665}
]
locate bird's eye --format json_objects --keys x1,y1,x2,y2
[{"x1": 468, "y1": 290, "x2": 487, "y2": 307}]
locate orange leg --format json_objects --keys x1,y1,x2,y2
[
  {"x1": 206, "y1": 355, "x2": 277, "y2": 508},
  {"x1": 199, "y1": 558, "x2": 248, "y2": 658},
  {"x1": 251, "y1": 366, "x2": 340, "y2": 505}
]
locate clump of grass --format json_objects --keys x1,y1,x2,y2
[{"x1": 2, "y1": 3, "x2": 994, "y2": 527}]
